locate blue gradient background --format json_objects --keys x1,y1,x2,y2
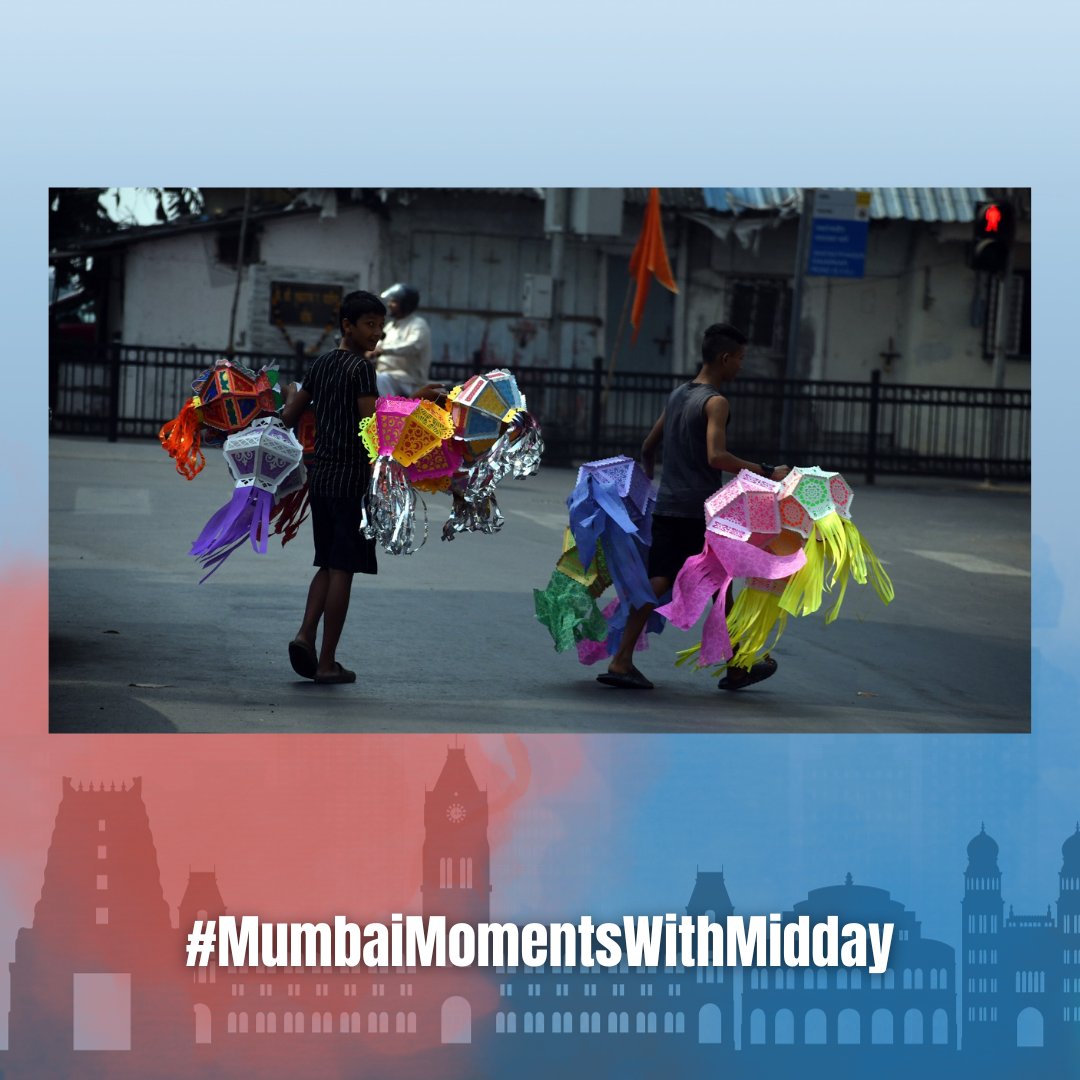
[{"x1": 7, "y1": 1, "x2": 1077, "y2": 1068}]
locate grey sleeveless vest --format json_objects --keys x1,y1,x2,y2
[{"x1": 654, "y1": 382, "x2": 726, "y2": 517}]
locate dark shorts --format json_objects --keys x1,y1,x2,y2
[
  {"x1": 647, "y1": 514, "x2": 707, "y2": 583},
  {"x1": 309, "y1": 494, "x2": 378, "y2": 575}
]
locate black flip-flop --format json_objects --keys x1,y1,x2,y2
[
  {"x1": 718, "y1": 656, "x2": 778, "y2": 691},
  {"x1": 314, "y1": 662, "x2": 357, "y2": 685},
  {"x1": 596, "y1": 667, "x2": 654, "y2": 690},
  {"x1": 288, "y1": 639, "x2": 318, "y2": 680}
]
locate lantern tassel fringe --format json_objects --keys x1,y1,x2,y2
[{"x1": 159, "y1": 399, "x2": 205, "y2": 480}]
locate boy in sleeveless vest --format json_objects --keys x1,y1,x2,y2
[{"x1": 598, "y1": 324, "x2": 791, "y2": 691}]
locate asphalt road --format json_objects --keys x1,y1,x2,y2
[{"x1": 49, "y1": 437, "x2": 1031, "y2": 733}]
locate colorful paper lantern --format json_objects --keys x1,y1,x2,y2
[
  {"x1": 192, "y1": 358, "x2": 278, "y2": 436},
  {"x1": 555, "y1": 528, "x2": 611, "y2": 598},
  {"x1": 576, "y1": 455, "x2": 655, "y2": 521},
  {"x1": 189, "y1": 418, "x2": 304, "y2": 581},
  {"x1": 358, "y1": 397, "x2": 458, "y2": 553},
  {"x1": 704, "y1": 469, "x2": 782, "y2": 543},
  {"x1": 676, "y1": 468, "x2": 894, "y2": 673},
  {"x1": 533, "y1": 570, "x2": 610, "y2": 654},
  {"x1": 777, "y1": 466, "x2": 888, "y2": 619},
  {"x1": 556, "y1": 456, "x2": 659, "y2": 663},
  {"x1": 406, "y1": 438, "x2": 464, "y2": 491},
  {"x1": 222, "y1": 416, "x2": 304, "y2": 491},
  {"x1": 394, "y1": 400, "x2": 456, "y2": 466},
  {"x1": 656, "y1": 531, "x2": 808, "y2": 665},
  {"x1": 777, "y1": 465, "x2": 854, "y2": 537},
  {"x1": 359, "y1": 397, "x2": 455, "y2": 468},
  {"x1": 448, "y1": 369, "x2": 526, "y2": 446}
]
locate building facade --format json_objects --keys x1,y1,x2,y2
[{"x1": 54, "y1": 187, "x2": 1031, "y2": 389}]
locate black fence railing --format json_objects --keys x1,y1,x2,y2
[{"x1": 50, "y1": 343, "x2": 1031, "y2": 482}]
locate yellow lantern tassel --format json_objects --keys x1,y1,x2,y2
[
  {"x1": 674, "y1": 642, "x2": 727, "y2": 678},
  {"x1": 675, "y1": 643, "x2": 704, "y2": 669},
  {"x1": 815, "y1": 512, "x2": 852, "y2": 624},
  {"x1": 844, "y1": 519, "x2": 895, "y2": 606},
  {"x1": 726, "y1": 587, "x2": 790, "y2": 668},
  {"x1": 780, "y1": 524, "x2": 827, "y2": 617}
]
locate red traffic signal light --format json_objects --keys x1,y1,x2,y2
[{"x1": 971, "y1": 201, "x2": 1015, "y2": 273}]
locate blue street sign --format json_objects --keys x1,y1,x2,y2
[{"x1": 807, "y1": 190, "x2": 871, "y2": 278}]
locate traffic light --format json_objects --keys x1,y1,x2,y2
[{"x1": 970, "y1": 200, "x2": 1015, "y2": 273}]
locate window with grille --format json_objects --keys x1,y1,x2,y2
[{"x1": 729, "y1": 279, "x2": 791, "y2": 352}]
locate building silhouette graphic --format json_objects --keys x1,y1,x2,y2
[
  {"x1": 961, "y1": 822, "x2": 1080, "y2": 1059},
  {"x1": 2, "y1": 755, "x2": 1078, "y2": 1078}
]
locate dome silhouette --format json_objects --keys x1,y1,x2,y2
[{"x1": 967, "y1": 823, "x2": 999, "y2": 871}]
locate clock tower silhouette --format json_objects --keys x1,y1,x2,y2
[{"x1": 422, "y1": 746, "x2": 491, "y2": 925}]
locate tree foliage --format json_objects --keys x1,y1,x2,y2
[{"x1": 49, "y1": 187, "x2": 203, "y2": 293}]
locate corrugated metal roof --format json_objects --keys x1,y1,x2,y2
[{"x1": 702, "y1": 187, "x2": 990, "y2": 222}]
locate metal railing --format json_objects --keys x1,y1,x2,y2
[{"x1": 50, "y1": 343, "x2": 1030, "y2": 482}]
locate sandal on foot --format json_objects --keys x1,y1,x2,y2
[
  {"x1": 288, "y1": 639, "x2": 318, "y2": 679},
  {"x1": 596, "y1": 667, "x2": 654, "y2": 690},
  {"x1": 719, "y1": 655, "x2": 778, "y2": 692},
  {"x1": 314, "y1": 662, "x2": 356, "y2": 685}
]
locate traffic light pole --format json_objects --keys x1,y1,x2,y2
[
  {"x1": 991, "y1": 217, "x2": 1015, "y2": 391},
  {"x1": 987, "y1": 191, "x2": 1015, "y2": 477}
]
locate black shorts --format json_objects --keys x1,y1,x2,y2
[
  {"x1": 309, "y1": 494, "x2": 378, "y2": 575},
  {"x1": 647, "y1": 514, "x2": 707, "y2": 583}
]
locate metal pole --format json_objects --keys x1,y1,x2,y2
[
  {"x1": 107, "y1": 341, "x2": 121, "y2": 443},
  {"x1": 547, "y1": 189, "x2": 569, "y2": 368},
  {"x1": 672, "y1": 216, "x2": 689, "y2": 374},
  {"x1": 601, "y1": 277, "x2": 634, "y2": 412},
  {"x1": 991, "y1": 226, "x2": 1015, "y2": 389},
  {"x1": 226, "y1": 188, "x2": 252, "y2": 356},
  {"x1": 988, "y1": 189, "x2": 1015, "y2": 478},
  {"x1": 866, "y1": 369, "x2": 881, "y2": 485},
  {"x1": 590, "y1": 354, "x2": 603, "y2": 459},
  {"x1": 781, "y1": 188, "x2": 815, "y2": 458}
]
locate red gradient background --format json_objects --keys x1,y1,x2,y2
[{"x1": 1, "y1": 564, "x2": 607, "y2": 1076}]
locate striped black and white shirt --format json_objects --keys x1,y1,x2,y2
[{"x1": 304, "y1": 348, "x2": 378, "y2": 498}]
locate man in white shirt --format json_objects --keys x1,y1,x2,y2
[{"x1": 368, "y1": 283, "x2": 433, "y2": 397}]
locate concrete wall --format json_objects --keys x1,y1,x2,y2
[
  {"x1": 119, "y1": 231, "x2": 240, "y2": 350},
  {"x1": 117, "y1": 206, "x2": 382, "y2": 354},
  {"x1": 679, "y1": 218, "x2": 1031, "y2": 391},
  {"x1": 379, "y1": 191, "x2": 604, "y2": 370}
]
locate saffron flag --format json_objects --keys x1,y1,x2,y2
[{"x1": 629, "y1": 187, "x2": 679, "y2": 342}]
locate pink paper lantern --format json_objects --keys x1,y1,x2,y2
[{"x1": 704, "y1": 469, "x2": 782, "y2": 543}]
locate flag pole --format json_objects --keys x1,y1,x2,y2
[{"x1": 601, "y1": 276, "x2": 634, "y2": 412}]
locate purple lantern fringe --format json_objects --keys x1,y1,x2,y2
[{"x1": 189, "y1": 487, "x2": 273, "y2": 582}]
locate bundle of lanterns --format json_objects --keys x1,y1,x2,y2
[
  {"x1": 358, "y1": 369, "x2": 544, "y2": 554},
  {"x1": 534, "y1": 456, "x2": 667, "y2": 663},
  {"x1": 536, "y1": 460, "x2": 894, "y2": 674},
  {"x1": 160, "y1": 359, "x2": 544, "y2": 578},
  {"x1": 158, "y1": 358, "x2": 281, "y2": 479}
]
